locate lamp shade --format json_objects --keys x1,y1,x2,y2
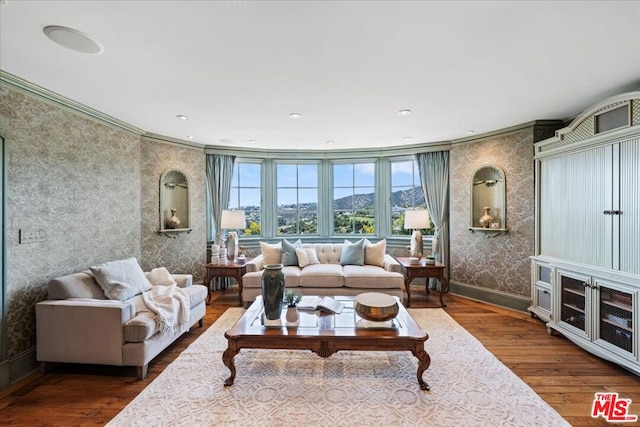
[
  {"x1": 404, "y1": 209, "x2": 430, "y2": 230},
  {"x1": 221, "y1": 210, "x2": 246, "y2": 229}
]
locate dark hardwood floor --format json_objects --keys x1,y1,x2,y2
[{"x1": 1, "y1": 285, "x2": 639, "y2": 426}]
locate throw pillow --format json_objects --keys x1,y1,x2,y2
[
  {"x1": 90, "y1": 258, "x2": 152, "y2": 301},
  {"x1": 364, "y1": 239, "x2": 386, "y2": 267},
  {"x1": 146, "y1": 267, "x2": 177, "y2": 286},
  {"x1": 281, "y1": 239, "x2": 302, "y2": 266},
  {"x1": 339, "y1": 239, "x2": 365, "y2": 266},
  {"x1": 260, "y1": 241, "x2": 282, "y2": 265},
  {"x1": 295, "y1": 247, "x2": 320, "y2": 268}
]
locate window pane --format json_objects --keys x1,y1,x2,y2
[
  {"x1": 390, "y1": 159, "x2": 430, "y2": 235},
  {"x1": 278, "y1": 189, "x2": 297, "y2": 208},
  {"x1": 333, "y1": 162, "x2": 375, "y2": 235},
  {"x1": 354, "y1": 163, "x2": 375, "y2": 186},
  {"x1": 276, "y1": 162, "x2": 319, "y2": 236},
  {"x1": 298, "y1": 164, "x2": 318, "y2": 187},
  {"x1": 277, "y1": 164, "x2": 297, "y2": 185},
  {"x1": 230, "y1": 161, "x2": 262, "y2": 237}
]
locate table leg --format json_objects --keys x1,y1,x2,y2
[
  {"x1": 204, "y1": 270, "x2": 213, "y2": 305},
  {"x1": 222, "y1": 347, "x2": 238, "y2": 386},
  {"x1": 237, "y1": 276, "x2": 244, "y2": 306},
  {"x1": 404, "y1": 277, "x2": 412, "y2": 308},
  {"x1": 413, "y1": 347, "x2": 431, "y2": 391},
  {"x1": 439, "y1": 274, "x2": 449, "y2": 308}
]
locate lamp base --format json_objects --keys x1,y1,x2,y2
[
  {"x1": 410, "y1": 230, "x2": 423, "y2": 259},
  {"x1": 225, "y1": 231, "x2": 238, "y2": 261}
]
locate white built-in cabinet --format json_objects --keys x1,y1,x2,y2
[{"x1": 530, "y1": 92, "x2": 640, "y2": 376}]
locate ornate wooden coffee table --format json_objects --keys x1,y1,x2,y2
[{"x1": 223, "y1": 296, "x2": 431, "y2": 390}]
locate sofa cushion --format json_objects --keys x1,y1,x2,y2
[
  {"x1": 281, "y1": 239, "x2": 302, "y2": 266},
  {"x1": 90, "y1": 258, "x2": 152, "y2": 301},
  {"x1": 243, "y1": 267, "x2": 301, "y2": 289},
  {"x1": 364, "y1": 239, "x2": 386, "y2": 267},
  {"x1": 48, "y1": 271, "x2": 107, "y2": 300},
  {"x1": 145, "y1": 267, "x2": 177, "y2": 286},
  {"x1": 343, "y1": 265, "x2": 405, "y2": 289},
  {"x1": 124, "y1": 311, "x2": 158, "y2": 342},
  {"x1": 299, "y1": 264, "x2": 345, "y2": 288},
  {"x1": 296, "y1": 247, "x2": 320, "y2": 268},
  {"x1": 260, "y1": 241, "x2": 282, "y2": 265},
  {"x1": 182, "y1": 284, "x2": 208, "y2": 307},
  {"x1": 340, "y1": 239, "x2": 365, "y2": 266}
]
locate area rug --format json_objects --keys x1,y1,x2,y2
[{"x1": 107, "y1": 308, "x2": 569, "y2": 427}]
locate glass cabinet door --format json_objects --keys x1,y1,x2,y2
[
  {"x1": 596, "y1": 279, "x2": 635, "y2": 357},
  {"x1": 558, "y1": 270, "x2": 590, "y2": 336}
]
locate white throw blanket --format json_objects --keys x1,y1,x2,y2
[{"x1": 142, "y1": 284, "x2": 190, "y2": 335}]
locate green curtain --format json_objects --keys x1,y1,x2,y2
[{"x1": 416, "y1": 151, "x2": 450, "y2": 289}]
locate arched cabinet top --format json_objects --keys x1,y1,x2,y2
[{"x1": 536, "y1": 91, "x2": 640, "y2": 157}]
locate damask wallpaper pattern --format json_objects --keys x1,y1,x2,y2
[
  {"x1": 449, "y1": 129, "x2": 535, "y2": 297},
  {"x1": 0, "y1": 85, "x2": 206, "y2": 359},
  {"x1": 140, "y1": 140, "x2": 207, "y2": 281}
]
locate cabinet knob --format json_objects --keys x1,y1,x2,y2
[{"x1": 603, "y1": 210, "x2": 612, "y2": 215}]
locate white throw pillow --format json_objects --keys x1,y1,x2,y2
[
  {"x1": 90, "y1": 257, "x2": 152, "y2": 301},
  {"x1": 364, "y1": 239, "x2": 386, "y2": 267},
  {"x1": 295, "y1": 247, "x2": 320, "y2": 268},
  {"x1": 260, "y1": 241, "x2": 282, "y2": 265},
  {"x1": 146, "y1": 267, "x2": 177, "y2": 286}
]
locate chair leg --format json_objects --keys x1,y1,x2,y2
[
  {"x1": 199, "y1": 318, "x2": 203, "y2": 327},
  {"x1": 137, "y1": 364, "x2": 149, "y2": 380}
]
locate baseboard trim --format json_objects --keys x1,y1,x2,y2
[
  {"x1": 0, "y1": 347, "x2": 38, "y2": 392},
  {"x1": 448, "y1": 281, "x2": 530, "y2": 313}
]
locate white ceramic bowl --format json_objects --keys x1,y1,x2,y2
[{"x1": 354, "y1": 292, "x2": 399, "y2": 321}]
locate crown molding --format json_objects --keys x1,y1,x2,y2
[
  {"x1": 0, "y1": 70, "x2": 144, "y2": 137},
  {"x1": 141, "y1": 132, "x2": 206, "y2": 151}
]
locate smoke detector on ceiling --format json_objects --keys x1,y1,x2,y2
[{"x1": 43, "y1": 25, "x2": 104, "y2": 55}]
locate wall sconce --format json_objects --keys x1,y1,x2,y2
[
  {"x1": 221, "y1": 210, "x2": 246, "y2": 261},
  {"x1": 404, "y1": 209, "x2": 430, "y2": 259}
]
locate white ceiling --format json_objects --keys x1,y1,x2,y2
[{"x1": 1, "y1": 0, "x2": 639, "y2": 151}]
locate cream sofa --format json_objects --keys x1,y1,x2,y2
[
  {"x1": 242, "y1": 241, "x2": 405, "y2": 306},
  {"x1": 35, "y1": 261, "x2": 207, "y2": 379}
]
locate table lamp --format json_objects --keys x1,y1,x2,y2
[
  {"x1": 221, "y1": 210, "x2": 246, "y2": 261},
  {"x1": 404, "y1": 209, "x2": 430, "y2": 259}
]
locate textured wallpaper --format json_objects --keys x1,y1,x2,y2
[
  {"x1": 140, "y1": 140, "x2": 207, "y2": 281},
  {"x1": 0, "y1": 85, "x2": 206, "y2": 359},
  {"x1": 449, "y1": 130, "x2": 535, "y2": 297}
]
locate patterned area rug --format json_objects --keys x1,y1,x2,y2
[{"x1": 107, "y1": 308, "x2": 569, "y2": 427}]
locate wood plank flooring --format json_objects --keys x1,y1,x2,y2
[{"x1": 1, "y1": 286, "x2": 639, "y2": 426}]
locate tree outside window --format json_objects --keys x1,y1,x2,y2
[
  {"x1": 230, "y1": 162, "x2": 262, "y2": 236},
  {"x1": 333, "y1": 162, "x2": 375, "y2": 235},
  {"x1": 276, "y1": 163, "x2": 319, "y2": 235},
  {"x1": 390, "y1": 159, "x2": 433, "y2": 235}
]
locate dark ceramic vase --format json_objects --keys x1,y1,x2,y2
[{"x1": 261, "y1": 264, "x2": 285, "y2": 320}]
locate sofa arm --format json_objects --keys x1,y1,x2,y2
[
  {"x1": 246, "y1": 254, "x2": 264, "y2": 273},
  {"x1": 172, "y1": 274, "x2": 193, "y2": 288},
  {"x1": 384, "y1": 255, "x2": 401, "y2": 273},
  {"x1": 36, "y1": 299, "x2": 135, "y2": 366}
]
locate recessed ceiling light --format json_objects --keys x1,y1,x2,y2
[
  {"x1": 326, "y1": 140, "x2": 335, "y2": 144},
  {"x1": 467, "y1": 130, "x2": 475, "y2": 134},
  {"x1": 249, "y1": 140, "x2": 257, "y2": 144},
  {"x1": 289, "y1": 113, "x2": 302, "y2": 119},
  {"x1": 403, "y1": 136, "x2": 413, "y2": 141},
  {"x1": 397, "y1": 109, "x2": 412, "y2": 116},
  {"x1": 187, "y1": 135, "x2": 193, "y2": 139},
  {"x1": 43, "y1": 25, "x2": 104, "y2": 54},
  {"x1": 176, "y1": 115, "x2": 189, "y2": 120}
]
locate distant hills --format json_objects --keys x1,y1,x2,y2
[{"x1": 247, "y1": 187, "x2": 424, "y2": 211}]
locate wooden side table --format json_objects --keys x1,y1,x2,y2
[
  {"x1": 395, "y1": 257, "x2": 448, "y2": 308},
  {"x1": 204, "y1": 260, "x2": 247, "y2": 306}
]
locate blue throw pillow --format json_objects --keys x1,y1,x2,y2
[
  {"x1": 340, "y1": 239, "x2": 365, "y2": 266},
  {"x1": 281, "y1": 239, "x2": 302, "y2": 266}
]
